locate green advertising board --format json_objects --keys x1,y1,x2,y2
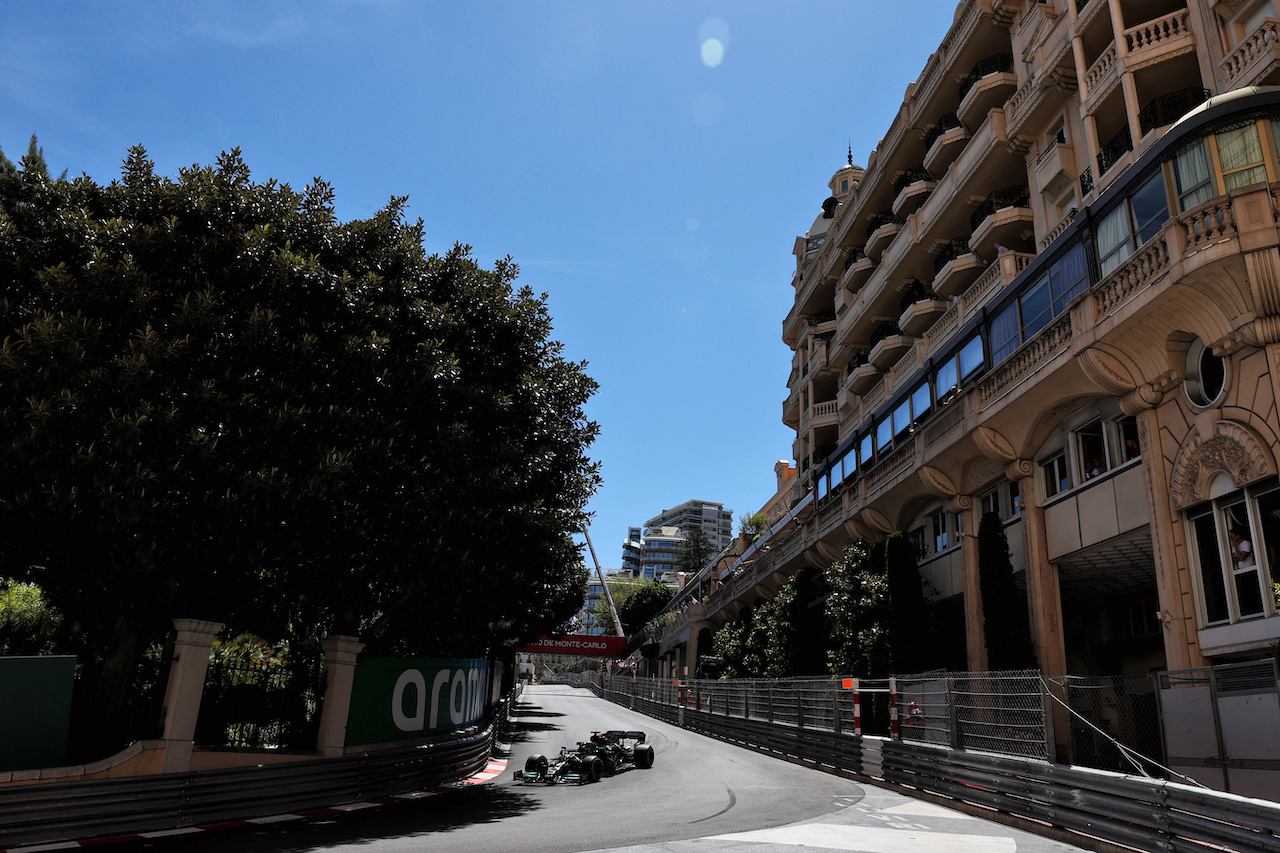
[
  {"x1": 345, "y1": 657, "x2": 488, "y2": 747},
  {"x1": 0, "y1": 655, "x2": 76, "y2": 772}
]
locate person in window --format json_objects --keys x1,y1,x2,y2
[{"x1": 1229, "y1": 527, "x2": 1255, "y2": 569}]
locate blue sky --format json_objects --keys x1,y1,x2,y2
[{"x1": 2, "y1": 1, "x2": 958, "y2": 567}]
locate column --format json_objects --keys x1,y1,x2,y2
[
  {"x1": 1107, "y1": 0, "x2": 1143, "y2": 148},
  {"x1": 958, "y1": 497, "x2": 989, "y2": 672},
  {"x1": 1012, "y1": 462, "x2": 1071, "y2": 762},
  {"x1": 160, "y1": 618, "x2": 224, "y2": 774},
  {"x1": 315, "y1": 635, "x2": 365, "y2": 758}
]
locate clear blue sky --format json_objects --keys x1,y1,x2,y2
[{"x1": 2, "y1": 1, "x2": 958, "y2": 567}]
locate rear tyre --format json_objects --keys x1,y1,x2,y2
[
  {"x1": 525, "y1": 754, "x2": 548, "y2": 778},
  {"x1": 634, "y1": 744, "x2": 654, "y2": 769}
]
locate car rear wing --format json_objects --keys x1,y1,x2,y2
[{"x1": 603, "y1": 730, "x2": 646, "y2": 742}]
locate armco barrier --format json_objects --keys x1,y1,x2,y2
[
  {"x1": 0, "y1": 695, "x2": 510, "y2": 849},
  {"x1": 596, "y1": 683, "x2": 1280, "y2": 853}
]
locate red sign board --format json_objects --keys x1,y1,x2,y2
[{"x1": 517, "y1": 634, "x2": 627, "y2": 657}]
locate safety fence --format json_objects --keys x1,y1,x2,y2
[
  {"x1": 588, "y1": 674, "x2": 1280, "y2": 853},
  {"x1": 0, "y1": 693, "x2": 514, "y2": 850}
]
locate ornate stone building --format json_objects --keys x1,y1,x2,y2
[{"x1": 650, "y1": 0, "x2": 1280, "y2": 730}]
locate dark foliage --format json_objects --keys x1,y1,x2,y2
[{"x1": 977, "y1": 511, "x2": 1038, "y2": 669}]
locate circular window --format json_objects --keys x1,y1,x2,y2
[{"x1": 1185, "y1": 338, "x2": 1226, "y2": 407}]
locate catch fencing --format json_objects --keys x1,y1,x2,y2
[{"x1": 589, "y1": 672, "x2": 1280, "y2": 853}]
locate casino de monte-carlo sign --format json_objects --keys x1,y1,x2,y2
[
  {"x1": 517, "y1": 634, "x2": 627, "y2": 657},
  {"x1": 345, "y1": 658, "x2": 489, "y2": 747}
]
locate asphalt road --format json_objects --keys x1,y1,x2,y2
[{"x1": 98, "y1": 684, "x2": 1091, "y2": 853}]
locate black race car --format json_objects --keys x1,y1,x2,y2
[{"x1": 514, "y1": 730, "x2": 655, "y2": 784}]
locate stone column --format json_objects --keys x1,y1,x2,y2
[
  {"x1": 1012, "y1": 460, "x2": 1070, "y2": 762},
  {"x1": 958, "y1": 497, "x2": 989, "y2": 672},
  {"x1": 315, "y1": 635, "x2": 365, "y2": 758},
  {"x1": 1126, "y1": 392, "x2": 1205, "y2": 670},
  {"x1": 160, "y1": 618, "x2": 224, "y2": 774}
]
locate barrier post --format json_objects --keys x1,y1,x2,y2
[{"x1": 889, "y1": 677, "x2": 900, "y2": 740}]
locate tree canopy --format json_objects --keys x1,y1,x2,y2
[{"x1": 0, "y1": 145, "x2": 600, "y2": 681}]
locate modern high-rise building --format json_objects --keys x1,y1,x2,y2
[
  {"x1": 651, "y1": 1, "x2": 1280, "y2": 748},
  {"x1": 644, "y1": 500, "x2": 735, "y2": 553}
]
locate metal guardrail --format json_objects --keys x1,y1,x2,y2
[
  {"x1": 0, "y1": 696, "x2": 512, "y2": 849},
  {"x1": 594, "y1": 681, "x2": 1280, "y2": 853}
]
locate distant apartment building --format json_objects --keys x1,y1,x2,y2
[
  {"x1": 644, "y1": 500, "x2": 735, "y2": 553},
  {"x1": 621, "y1": 527, "x2": 644, "y2": 577}
]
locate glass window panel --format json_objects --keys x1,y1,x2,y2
[
  {"x1": 911, "y1": 382, "x2": 932, "y2": 421},
  {"x1": 1131, "y1": 172, "x2": 1170, "y2": 244},
  {"x1": 1118, "y1": 416, "x2": 1141, "y2": 462},
  {"x1": 1042, "y1": 453, "x2": 1069, "y2": 498},
  {"x1": 894, "y1": 400, "x2": 913, "y2": 438},
  {"x1": 1224, "y1": 501, "x2": 1265, "y2": 617},
  {"x1": 1218, "y1": 123, "x2": 1267, "y2": 191},
  {"x1": 992, "y1": 301, "x2": 1023, "y2": 363},
  {"x1": 1077, "y1": 421, "x2": 1108, "y2": 481},
  {"x1": 1192, "y1": 510, "x2": 1230, "y2": 624},
  {"x1": 877, "y1": 417, "x2": 893, "y2": 451},
  {"x1": 1173, "y1": 140, "x2": 1215, "y2": 210},
  {"x1": 1097, "y1": 204, "x2": 1134, "y2": 276},
  {"x1": 935, "y1": 355, "x2": 959, "y2": 400},
  {"x1": 860, "y1": 434, "x2": 874, "y2": 468},
  {"x1": 1050, "y1": 243, "x2": 1090, "y2": 314},
  {"x1": 1008, "y1": 480, "x2": 1023, "y2": 515},
  {"x1": 1255, "y1": 487, "x2": 1280, "y2": 608},
  {"x1": 1020, "y1": 276, "x2": 1053, "y2": 340},
  {"x1": 960, "y1": 336, "x2": 984, "y2": 378},
  {"x1": 817, "y1": 471, "x2": 829, "y2": 500}
]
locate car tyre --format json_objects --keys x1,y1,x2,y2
[
  {"x1": 634, "y1": 744, "x2": 654, "y2": 769},
  {"x1": 525, "y1": 754, "x2": 549, "y2": 778},
  {"x1": 585, "y1": 755, "x2": 604, "y2": 782}
]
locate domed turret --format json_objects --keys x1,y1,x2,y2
[{"x1": 829, "y1": 143, "x2": 865, "y2": 200}]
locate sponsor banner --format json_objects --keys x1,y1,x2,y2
[
  {"x1": 345, "y1": 657, "x2": 488, "y2": 746},
  {"x1": 516, "y1": 634, "x2": 627, "y2": 657}
]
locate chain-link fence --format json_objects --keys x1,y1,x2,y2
[{"x1": 1052, "y1": 674, "x2": 1165, "y2": 774}]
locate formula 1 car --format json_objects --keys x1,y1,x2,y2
[{"x1": 514, "y1": 730, "x2": 655, "y2": 784}]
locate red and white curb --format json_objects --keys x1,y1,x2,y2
[{"x1": 0, "y1": 751, "x2": 510, "y2": 852}]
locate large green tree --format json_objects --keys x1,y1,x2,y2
[
  {"x1": 0, "y1": 144, "x2": 600, "y2": 743},
  {"x1": 675, "y1": 526, "x2": 715, "y2": 577}
]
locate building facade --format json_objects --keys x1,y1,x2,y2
[
  {"x1": 653, "y1": 0, "x2": 1280, "y2": 731},
  {"x1": 644, "y1": 500, "x2": 735, "y2": 554}
]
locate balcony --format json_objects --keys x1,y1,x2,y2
[
  {"x1": 1138, "y1": 87, "x2": 1210, "y2": 137},
  {"x1": 1096, "y1": 125, "x2": 1133, "y2": 178},
  {"x1": 1083, "y1": 42, "x2": 1120, "y2": 111},
  {"x1": 1035, "y1": 141, "x2": 1078, "y2": 202},
  {"x1": 782, "y1": 393, "x2": 799, "y2": 429},
  {"x1": 839, "y1": 245, "x2": 876, "y2": 294},
  {"x1": 868, "y1": 320, "x2": 912, "y2": 370},
  {"x1": 1222, "y1": 18, "x2": 1280, "y2": 87},
  {"x1": 844, "y1": 350, "x2": 880, "y2": 396},
  {"x1": 897, "y1": 279, "x2": 948, "y2": 336},
  {"x1": 923, "y1": 113, "x2": 971, "y2": 175},
  {"x1": 808, "y1": 400, "x2": 839, "y2": 430},
  {"x1": 968, "y1": 185, "x2": 1033, "y2": 258},
  {"x1": 892, "y1": 168, "x2": 938, "y2": 217},
  {"x1": 932, "y1": 237, "x2": 986, "y2": 299},
  {"x1": 865, "y1": 211, "x2": 905, "y2": 259},
  {"x1": 957, "y1": 53, "x2": 1017, "y2": 128},
  {"x1": 1123, "y1": 8, "x2": 1196, "y2": 74}
]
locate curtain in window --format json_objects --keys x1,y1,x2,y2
[
  {"x1": 1218, "y1": 124, "x2": 1266, "y2": 190},
  {"x1": 1173, "y1": 141, "x2": 1214, "y2": 210},
  {"x1": 1096, "y1": 205, "x2": 1133, "y2": 276},
  {"x1": 1050, "y1": 243, "x2": 1089, "y2": 313},
  {"x1": 990, "y1": 304, "x2": 1020, "y2": 363}
]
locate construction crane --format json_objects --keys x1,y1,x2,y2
[{"x1": 583, "y1": 528, "x2": 626, "y2": 639}]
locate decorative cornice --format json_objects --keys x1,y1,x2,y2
[
  {"x1": 920, "y1": 465, "x2": 958, "y2": 498},
  {"x1": 861, "y1": 506, "x2": 895, "y2": 534},
  {"x1": 973, "y1": 425, "x2": 1017, "y2": 462},
  {"x1": 1170, "y1": 420, "x2": 1277, "y2": 510}
]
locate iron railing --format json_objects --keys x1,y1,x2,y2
[
  {"x1": 893, "y1": 168, "x2": 935, "y2": 197},
  {"x1": 958, "y1": 53, "x2": 1014, "y2": 101},
  {"x1": 844, "y1": 245, "x2": 866, "y2": 270},
  {"x1": 1080, "y1": 165, "x2": 1095, "y2": 196},
  {"x1": 869, "y1": 319, "x2": 903, "y2": 348},
  {"x1": 969, "y1": 185, "x2": 1030, "y2": 232},
  {"x1": 923, "y1": 113, "x2": 963, "y2": 152},
  {"x1": 1138, "y1": 87, "x2": 1210, "y2": 136},
  {"x1": 899, "y1": 279, "x2": 940, "y2": 314},
  {"x1": 866, "y1": 211, "x2": 904, "y2": 242},
  {"x1": 1097, "y1": 125, "x2": 1133, "y2": 174},
  {"x1": 933, "y1": 237, "x2": 973, "y2": 273}
]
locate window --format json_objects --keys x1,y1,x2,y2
[
  {"x1": 909, "y1": 527, "x2": 927, "y2": 561},
  {"x1": 1096, "y1": 172, "x2": 1170, "y2": 277},
  {"x1": 1185, "y1": 337, "x2": 1226, "y2": 407},
  {"x1": 930, "y1": 510, "x2": 952, "y2": 553},
  {"x1": 876, "y1": 417, "x2": 894, "y2": 453},
  {"x1": 959, "y1": 336, "x2": 984, "y2": 378},
  {"x1": 980, "y1": 488, "x2": 1002, "y2": 519},
  {"x1": 1042, "y1": 452, "x2": 1070, "y2": 498},
  {"x1": 1188, "y1": 483, "x2": 1280, "y2": 626},
  {"x1": 1128, "y1": 596, "x2": 1161, "y2": 638},
  {"x1": 991, "y1": 244, "x2": 1089, "y2": 364},
  {"x1": 1173, "y1": 140, "x2": 1215, "y2": 210},
  {"x1": 1077, "y1": 421, "x2": 1109, "y2": 481},
  {"x1": 911, "y1": 382, "x2": 932, "y2": 424},
  {"x1": 1008, "y1": 480, "x2": 1024, "y2": 516},
  {"x1": 1118, "y1": 416, "x2": 1141, "y2": 463},
  {"x1": 859, "y1": 433, "x2": 874, "y2": 469},
  {"x1": 1217, "y1": 122, "x2": 1267, "y2": 191},
  {"x1": 1049, "y1": 243, "x2": 1089, "y2": 313},
  {"x1": 1049, "y1": 118, "x2": 1068, "y2": 147},
  {"x1": 893, "y1": 399, "x2": 913, "y2": 441}
]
